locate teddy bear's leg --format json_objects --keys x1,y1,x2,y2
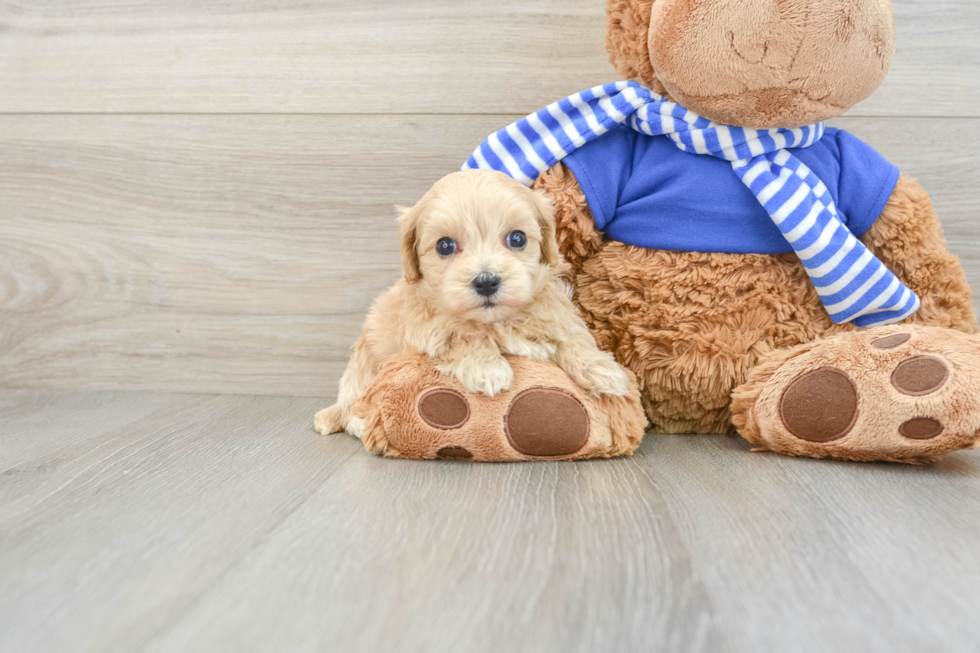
[
  {"x1": 353, "y1": 354, "x2": 646, "y2": 462},
  {"x1": 730, "y1": 326, "x2": 980, "y2": 463},
  {"x1": 860, "y1": 174, "x2": 978, "y2": 333}
]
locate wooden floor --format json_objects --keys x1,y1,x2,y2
[{"x1": 2, "y1": 389, "x2": 979, "y2": 653}]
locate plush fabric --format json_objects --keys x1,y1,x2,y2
[
  {"x1": 730, "y1": 326, "x2": 980, "y2": 464},
  {"x1": 519, "y1": 0, "x2": 978, "y2": 462},
  {"x1": 643, "y1": 0, "x2": 896, "y2": 129},
  {"x1": 535, "y1": 161, "x2": 977, "y2": 443},
  {"x1": 354, "y1": 353, "x2": 647, "y2": 462}
]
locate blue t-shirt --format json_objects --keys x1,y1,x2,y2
[{"x1": 563, "y1": 126, "x2": 900, "y2": 254}]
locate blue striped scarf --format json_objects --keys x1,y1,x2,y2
[{"x1": 462, "y1": 81, "x2": 919, "y2": 327}]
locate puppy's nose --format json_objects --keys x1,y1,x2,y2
[{"x1": 472, "y1": 272, "x2": 502, "y2": 298}]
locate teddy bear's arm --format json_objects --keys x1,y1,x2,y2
[
  {"x1": 532, "y1": 163, "x2": 604, "y2": 273},
  {"x1": 860, "y1": 174, "x2": 978, "y2": 333}
]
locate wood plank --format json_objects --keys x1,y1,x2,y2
[
  {"x1": 2, "y1": 390, "x2": 979, "y2": 651},
  {"x1": 0, "y1": 391, "x2": 361, "y2": 653},
  {"x1": 1, "y1": 115, "x2": 978, "y2": 397},
  {"x1": 141, "y1": 429, "x2": 721, "y2": 653},
  {"x1": 631, "y1": 436, "x2": 980, "y2": 652},
  {"x1": 0, "y1": 389, "x2": 192, "y2": 470},
  {"x1": 0, "y1": 0, "x2": 976, "y2": 117},
  {"x1": 854, "y1": 0, "x2": 980, "y2": 117},
  {"x1": 0, "y1": 0, "x2": 616, "y2": 115},
  {"x1": 0, "y1": 113, "x2": 483, "y2": 397},
  {"x1": 143, "y1": 439, "x2": 980, "y2": 653}
]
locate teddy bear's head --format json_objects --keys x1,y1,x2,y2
[{"x1": 607, "y1": 0, "x2": 895, "y2": 128}]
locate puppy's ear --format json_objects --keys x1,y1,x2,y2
[
  {"x1": 530, "y1": 189, "x2": 560, "y2": 268},
  {"x1": 397, "y1": 204, "x2": 422, "y2": 283}
]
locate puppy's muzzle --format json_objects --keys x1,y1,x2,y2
[{"x1": 472, "y1": 272, "x2": 502, "y2": 298}]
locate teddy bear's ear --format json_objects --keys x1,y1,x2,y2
[
  {"x1": 396, "y1": 204, "x2": 422, "y2": 283},
  {"x1": 530, "y1": 189, "x2": 560, "y2": 269},
  {"x1": 605, "y1": 0, "x2": 666, "y2": 93}
]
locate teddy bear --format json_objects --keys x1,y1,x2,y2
[
  {"x1": 351, "y1": 0, "x2": 980, "y2": 464},
  {"x1": 525, "y1": 0, "x2": 980, "y2": 463}
]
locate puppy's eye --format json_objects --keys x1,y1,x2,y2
[
  {"x1": 506, "y1": 230, "x2": 527, "y2": 250},
  {"x1": 436, "y1": 237, "x2": 457, "y2": 257}
]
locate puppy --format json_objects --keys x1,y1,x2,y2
[{"x1": 315, "y1": 170, "x2": 629, "y2": 439}]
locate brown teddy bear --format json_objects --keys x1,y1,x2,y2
[{"x1": 351, "y1": 0, "x2": 980, "y2": 463}]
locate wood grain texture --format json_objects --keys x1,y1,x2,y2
[
  {"x1": 145, "y1": 442, "x2": 721, "y2": 653},
  {"x1": 633, "y1": 436, "x2": 980, "y2": 653},
  {"x1": 856, "y1": 0, "x2": 980, "y2": 117},
  {"x1": 0, "y1": 0, "x2": 616, "y2": 115},
  {"x1": 0, "y1": 389, "x2": 189, "y2": 469},
  {"x1": 2, "y1": 390, "x2": 979, "y2": 652},
  {"x1": 0, "y1": 113, "x2": 494, "y2": 396},
  {"x1": 0, "y1": 391, "x2": 362, "y2": 653},
  {"x1": 0, "y1": 0, "x2": 976, "y2": 117},
  {"x1": 2, "y1": 115, "x2": 978, "y2": 396}
]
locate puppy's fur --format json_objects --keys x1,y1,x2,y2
[{"x1": 315, "y1": 170, "x2": 629, "y2": 439}]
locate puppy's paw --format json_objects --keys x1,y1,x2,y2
[
  {"x1": 572, "y1": 357, "x2": 631, "y2": 397},
  {"x1": 314, "y1": 406, "x2": 344, "y2": 435},
  {"x1": 444, "y1": 356, "x2": 514, "y2": 397},
  {"x1": 502, "y1": 338, "x2": 557, "y2": 361},
  {"x1": 346, "y1": 417, "x2": 367, "y2": 440}
]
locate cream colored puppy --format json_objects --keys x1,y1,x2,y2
[{"x1": 315, "y1": 170, "x2": 629, "y2": 439}]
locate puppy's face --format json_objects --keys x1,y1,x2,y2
[{"x1": 399, "y1": 170, "x2": 559, "y2": 324}]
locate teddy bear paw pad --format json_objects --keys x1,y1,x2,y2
[
  {"x1": 417, "y1": 389, "x2": 470, "y2": 430},
  {"x1": 891, "y1": 356, "x2": 949, "y2": 396},
  {"x1": 435, "y1": 446, "x2": 474, "y2": 460},
  {"x1": 779, "y1": 368, "x2": 859, "y2": 442},
  {"x1": 504, "y1": 388, "x2": 590, "y2": 457},
  {"x1": 744, "y1": 327, "x2": 980, "y2": 463},
  {"x1": 899, "y1": 418, "x2": 944, "y2": 440},
  {"x1": 871, "y1": 333, "x2": 912, "y2": 350}
]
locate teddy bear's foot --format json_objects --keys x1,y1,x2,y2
[
  {"x1": 416, "y1": 386, "x2": 592, "y2": 460},
  {"x1": 350, "y1": 353, "x2": 647, "y2": 462},
  {"x1": 731, "y1": 326, "x2": 980, "y2": 464}
]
